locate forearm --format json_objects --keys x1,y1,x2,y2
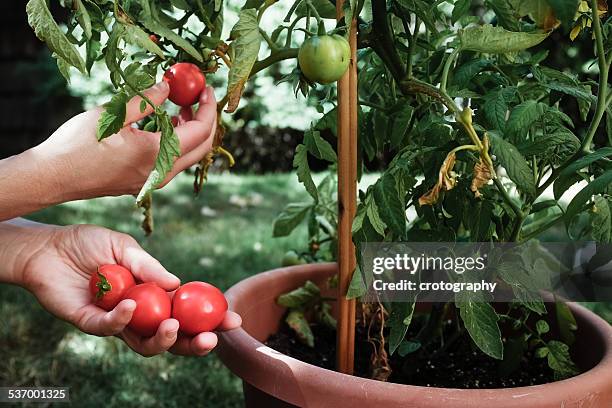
[
  {"x1": 0, "y1": 218, "x2": 55, "y2": 286},
  {"x1": 0, "y1": 147, "x2": 65, "y2": 221}
]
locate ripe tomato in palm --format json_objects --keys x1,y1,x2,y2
[
  {"x1": 89, "y1": 264, "x2": 136, "y2": 311},
  {"x1": 123, "y1": 282, "x2": 172, "y2": 337},
  {"x1": 163, "y1": 63, "x2": 206, "y2": 107},
  {"x1": 172, "y1": 282, "x2": 228, "y2": 336}
]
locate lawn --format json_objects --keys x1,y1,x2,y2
[
  {"x1": 1, "y1": 171, "x2": 610, "y2": 407},
  {"x1": 0, "y1": 171, "x2": 310, "y2": 407}
]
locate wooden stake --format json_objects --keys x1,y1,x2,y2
[{"x1": 336, "y1": 0, "x2": 358, "y2": 375}]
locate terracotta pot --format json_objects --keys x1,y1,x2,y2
[{"x1": 217, "y1": 263, "x2": 612, "y2": 408}]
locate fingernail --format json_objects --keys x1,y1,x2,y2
[
  {"x1": 166, "y1": 330, "x2": 178, "y2": 339},
  {"x1": 201, "y1": 86, "x2": 211, "y2": 104},
  {"x1": 157, "y1": 81, "x2": 169, "y2": 91}
]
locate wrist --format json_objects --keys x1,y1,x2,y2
[{"x1": 0, "y1": 220, "x2": 58, "y2": 287}]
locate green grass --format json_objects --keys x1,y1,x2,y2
[{"x1": 0, "y1": 172, "x2": 310, "y2": 408}]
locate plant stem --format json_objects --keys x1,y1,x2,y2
[
  {"x1": 494, "y1": 178, "x2": 521, "y2": 217},
  {"x1": 260, "y1": 28, "x2": 280, "y2": 52},
  {"x1": 407, "y1": 18, "x2": 420, "y2": 78},
  {"x1": 440, "y1": 48, "x2": 459, "y2": 93},
  {"x1": 581, "y1": 0, "x2": 610, "y2": 153},
  {"x1": 250, "y1": 48, "x2": 300, "y2": 77},
  {"x1": 359, "y1": 100, "x2": 388, "y2": 111}
]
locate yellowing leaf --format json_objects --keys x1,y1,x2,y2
[
  {"x1": 225, "y1": 10, "x2": 261, "y2": 113},
  {"x1": 459, "y1": 25, "x2": 549, "y2": 54}
]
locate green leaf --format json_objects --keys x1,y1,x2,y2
[
  {"x1": 373, "y1": 174, "x2": 406, "y2": 236},
  {"x1": 295, "y1": 0, "x2": 337, "y2": 19},
  {"x1": 506, "y1": 100, "x2": 548, "y2": 139},
  {"x1": 366, "y1": 197, "x2": 387, "y2": 236},
  {"x1": 591, "y1": 196, "x2": 612, "y2": 242},
  {"x1": 138, "y1": 2, "x2": 203, "y2": 62},
  {"x1": 556, "y1": 302, "x2": 577, "y2": 345},
  {"x1": 273, "y1": 202, "x2": 312, "y2": 237},
  {"x1": 517, "y1": 127, "x2": 580, "y2": 163},
  {"x1": 122, "y1": 23, "x2": 166, "y2": 59},
  {"x1": 277, "y1": 280, "x2": 321, "y2": 308},
  {"x1": 286, "y1": 310, "x2": 314, "y2": 347},
  {"x1": 304, "y1": 129, "x2": 337, "y2": 162},
  {"x1": 545, "y1": 0, "x2": 580, "y2": 27},
  {"x1": 388, "y1": 302, "x2": 416, "y2": 355},
  {"x1": 225, "y1": 9, "x2": 261, "y2": 113},
  {"x1": 398, "y1": 340, "x2": 421, "y2": 357},
  {"x1": 346, "y1": 264, "x2": 366, "y2": 299},
  {"x1": 452, "y1": 0, "x2": 471, "y2": 24},
  {"x1": 566, "y1": 171, "x2": 612, "y2": 222},
  {"x1": 96, "y1": 92, "x2": 128, "y2": 141},
  {"x1": 546, "y1": 340, "x2": 579, "y2": 380},
  {"x1": 536, "y1": 320, "x2": 550, "y2": 335},
  {"x1": 489, "y1": 132, "x2": 537, "y2": 197},
  {"x1": 294, "y1": 144, "x2": 318, "y2": 201},
  {"x1": 458, "y1": 301, "x2": 503, "y2": 359},
  {"x1": 74, "y1": 0, "x2": 92, "y2": 39},
  {"x1": 459, "y1": 24, "x2": 549, "y2": 54},
  {"x1": 316, "y1": 302, "x2": 337, "y2": 329},
  {"x1": 26, "y1": 0, "x2": 86, "y2": 73},
  {"x1": 486, "y1": 0, "x2": 520, "y2": 30},
  {"x1": 390, "y1": 104, "x2": 414, "y2": 149},
  {"x1": 136, "y1": 113, "x2": 181, "y2": 202},
  {"x1": 453, "y1": 59, "x2": 492, "y2": 89},
  {"x1": 483, "y1": 87, "x2": 515, "y2": 131},
  {"x1": 554, "y1": 148, "x2": 612, "y2": 197}
]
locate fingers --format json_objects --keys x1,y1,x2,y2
[
  {"x1": 174, "y1": 86, "x2": 217, "y2": 155},
  {"x1": 124, "y1": 82, "x2": 170, "y2": 125},
  {"x1": 114, "y1": 235, "x2": 180, "y2": 291},
  {"x1": 170, "y1": 332, "x2": 218, "y2": 356},
  {"x1": 121, "y1": 318, "x2": 180, "y2": 357},
  {"x1": 75, "y1": 299, "x2": 136, "y2": 336},
  {"x1": 216, "y1": 311, "x2": 242, "y2": 331}
]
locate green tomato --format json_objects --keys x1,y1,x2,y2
[
  {"x1": 282, "y1": 250, "x2": 307, "y2": 267},
  {"x1": 298, "y1": 34, "x2": 351, "y2": 84}
]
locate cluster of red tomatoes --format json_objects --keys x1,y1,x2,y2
[{"x1": 90, "y1": 265, "x2": 228, "y2": 337}]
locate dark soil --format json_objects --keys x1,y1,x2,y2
[{"x1": 266, "y1": 316, "x2": 557, "y2": 389}]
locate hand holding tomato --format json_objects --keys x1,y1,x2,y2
[{"x1": 163, "y1": 63, "x2": 206, "y2": 107}]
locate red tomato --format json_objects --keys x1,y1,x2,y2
[
  {"x1": 163, "y1": 63, "x2": 206, "y2": 107},
  {"x1": 172, "y1": 282, "x2": 228, "y2": 336},
  {"x1": 123, "y1": 282, "x2": 172, "y2": 337},
  {"x1": 89, "y1": 264, "x2": 136, "y2": 311},
  {"x1": 149, "y1": 34, "x2": 159, "y2": 43}
]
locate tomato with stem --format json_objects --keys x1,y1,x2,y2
[{"x1": 89, "y1": 264, "x2": 136, "y2": 311}]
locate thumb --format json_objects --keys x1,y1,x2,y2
[{"x1": 123, "y1": 81, "x2": 170, "y2": 126}]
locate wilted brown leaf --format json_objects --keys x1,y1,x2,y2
[{"x1": 418, "y1": 152, "x2": 457, "y2": 206}]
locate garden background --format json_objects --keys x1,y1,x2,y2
[{"x1": 0, "y1": 1, "x2": 610, "y2": 406}]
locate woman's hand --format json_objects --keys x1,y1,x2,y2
[
  {"x1": 0, "y1": 82, "x2": 217, "y2": 221},
  {"x1": 1, "y1": 220, "x2": 241, "y2": 357}
]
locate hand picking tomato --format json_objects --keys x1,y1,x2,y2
[
  {"x1": 89, "y1": 264, "x2": 136, "y2": 311},
  {"x1": 172, "y1": 282, "x2": 228, "y2": 336},
  {"x1": 163, "y1": 62, "x2": 206, "y2": 107},
  {"x1": 298, "y1": 34, "x2": 350, "y2": 84},
  {"x1": 123, "y1": 282, "x2": 172, "y2": 337}
]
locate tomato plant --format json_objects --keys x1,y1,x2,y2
[
  {"x1": 89, "y1": 264, "x2": 136, "y2": 311},
  {"x1": 172, "y1": 282, "x2": 228, "y2": 335},
  {"x1": 27, "y1": 0, "x2": 612, "y2": 386},
  {"x1": 298, "y1": 34, "x2": 350, "y2": 84},
  {"x1": 123, "y1": 282, "x2": 172, "y2": 337},
  {"x1": 163, "y1": 63, "x2": 206, "y2": 107}
]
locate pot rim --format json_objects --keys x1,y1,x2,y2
[{"x1": 218, "y1": 262, "x2": 612, "y2": 405}]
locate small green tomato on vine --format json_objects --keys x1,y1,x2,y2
[{"x1": 298, "y1": 34, "x2": 351, "y2": 85}]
